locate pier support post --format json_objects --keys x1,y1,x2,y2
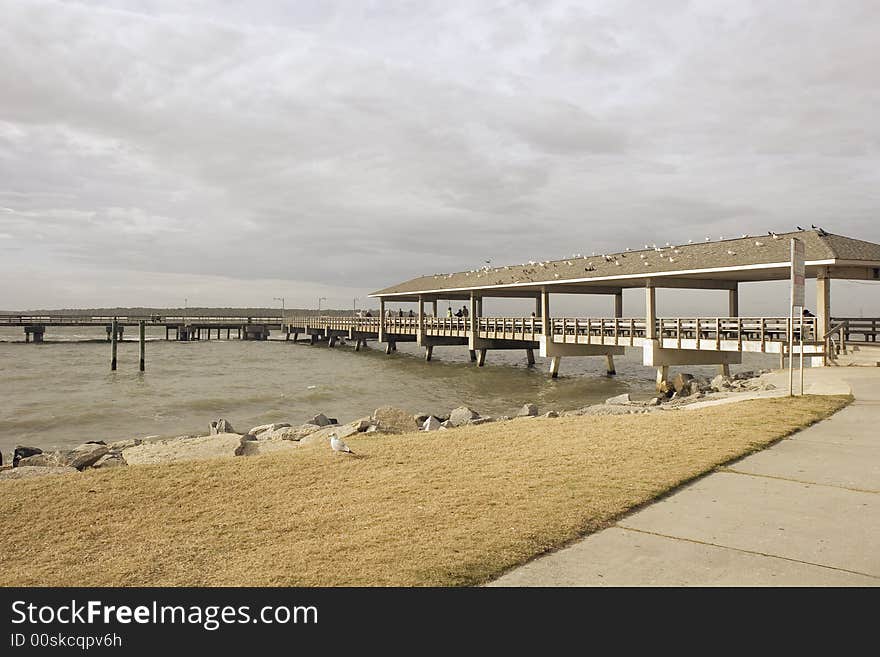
[
  {"x1": 719, "y1": 363, "x2": 731, "y2": 377},
  {"x1": 728, "y1": 283, "x2": 739, "y2": 318},
  {"x1": 469, "y1": 349, "x2": 477, "y2": 362},
  {"x1": 139, "y1": 321, "x2": 145, "y2": 372},
  {"x1": 328, "y1": 335, "x2": 337, "y2": 348},
  {"x1": 779, "y1": 350, "x2": 786, "y2": 370},
  {"x1": 24, "y1": 326, "x2": 45, "y2": 343},
  {"x1": 385, "y1": 340, "x2": 396, "y2": 354},
  {"x1": 110, "y1": 319, "x2": 118, "y2": 371},
  {"x1": 549, "y1": 356, "x2": 561, "y2": 378},
  {"x1": 526, "y1": 348, "x2": 535, "y2": 366},
  {"x1": 477, "y1": 348, "x2": 487, "y2": 367},
  {"x1": 656, "y1": 365, "x2": 669, "y2": 392},
  {"x1": 432, "y1": 300, "x2": 438, "y2": 317},
  {"x1": 425, "y1": 345, "x2": 433, "y2": 361},
  {"x1": 378, "y1": 298, "x2": 386, "y2": 343},
  {"x1": 614, "y1": 291, "x2": 623, "y2": 318},
  {"x1": 606, "y1": 354, "x2": 616, "y2": 375},
  {"x1": 310, "y1": 334, "x2": 318, "y2": 345}
]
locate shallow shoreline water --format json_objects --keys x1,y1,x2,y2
[{"x1": 0, "y1": 326, "x2": 778, "y2": 459}]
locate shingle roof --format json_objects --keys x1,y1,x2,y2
[{"x1": 370, "y1": 230, "x2": 880, "y2": 297}]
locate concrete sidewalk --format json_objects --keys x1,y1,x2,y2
[{"x1": 489, "y1": 368, "x2": 880, "y2": 586}]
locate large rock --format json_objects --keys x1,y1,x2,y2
[
  {"x1": 422, "y1": 416, "x2": 442, "y2": 431},
  {"x1": 672, "y1": 373, "x2": 695, "y2": 395},
  {"x1": 605, "y1": 393, "x2": 633, "y2": 406},
  {"x1": 17, "y1": 443, "x2": 109, "y2": 471},
  {"x1": 12, "y1": 446, "x2": 42, "y2": 467},
  {"x1": 298, "y1": 422, "x2": 360, "y2": 446},
  {"x1": 91, "y1": 452, "x2": 127, "y2": 469},
  {"x1": 210, "y1": 418, "x2": 235, "y2": 435},
  {"x1": 249, "y1": 422, "x2": 290, "y2": 437},
  {"x1": 0, "y1": 465, "x2": 78, "y2": 480},
  {"x1": 271, "y1": 424, "x2": 321, "y2": 441},
  {"x1": 517, "y1": 403, "x2": 539, "y2": 417},
  {"x1": 236, "y1": 436, "x2": 300, "y2": 457},
  {"x1": 448, "y1": 406, "x2": 480, "y2": 427},
  {"x1": 108, "y1": 438, "x2": 143, "y2": 451},
  {"x1": 122, "y1": 433, "x2": 251, "y2": 465},
  {"x1": 17, "y1": 452, "x2": 64, "y2": 468},
  {"x1": 66, "y1": 443, "x2": 110, "y2": 470},
  {"x1": 307, "y1": 413, "x2": 333, "y2": 427},
  {"x1": 371, "y1": 406, "x2": 420, "y2": 434},
  {"x1": 711, "y1": 374, "x2": 732, "y2": 391}
]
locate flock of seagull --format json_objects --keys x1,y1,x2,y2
[{"x1": 426, "y1": 225, "x2": 829, "y2": 286}]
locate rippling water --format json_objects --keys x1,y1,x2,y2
[{"x1": 0, "y1": 326, "x2": 777, "y2": 459}]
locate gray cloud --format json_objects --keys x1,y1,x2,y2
[{"x1": 0, "y1": 0, "x2": 878, "y2": 312}]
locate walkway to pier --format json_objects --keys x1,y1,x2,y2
[{"x1": 489, "y1": 365, "x2": 880, "y2": 586}]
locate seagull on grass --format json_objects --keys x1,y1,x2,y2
[{"x1": 330, "y1": 433, "x2": 355, "y2": 455}]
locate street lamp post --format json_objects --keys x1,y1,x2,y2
[
  {"x1": 353, "y1": 297, "x2": 359, "y2": 315},
  {"x1": 318, "y1": 297, "x2": 327, "y2": 315},
  {"x1": 273, "y1": 297, "x2": 285, "y2": 320}
]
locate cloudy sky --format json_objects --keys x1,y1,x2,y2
[{"x1": 1, "y1": 0, "x2": 878, "y2": 312}]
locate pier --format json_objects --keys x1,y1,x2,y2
[
  {"x1": 4, "y1": 230, "x2": 879, "y2": 389},
  {"x1": 350, "y1": 229, "x2": 880, "y2": 388}
]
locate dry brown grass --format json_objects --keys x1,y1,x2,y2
[{"x1": 0, "y1": 395, "x2": 849, "y2": 587}]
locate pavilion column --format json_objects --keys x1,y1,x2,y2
[
  {"x1": 432, "y1": 300, "x2": 438, "y2": 317},
  {"x1": 815, "y1": 270, "x2": 831, "y2": 366},
  {"x1": 418, "y1": 295, "x2": 425, "y2": 345},
  {"x1": 614, "y1": 291, "x2": 623, "y2": 318},
  {"x1": 645, "y1": 284, "x2": 657, "y2": 339},
  {"x1": 540, "y1": 288, "x2": 550, "y2": 337},
  {"x1": 378, "y1": 298, "x2": 386, "y2": 343},
  {"x1": 535, "y1": 294, "x2": 542, "y2": 318},
  {"x1": 728, "y1": 283, "x2": 739, "y2": 317},
  {"x1": 469, "y1": 292, "x2": 480, "y2": 363},
  {"x1": 469, "y1": 292, "x2": 479, "y2": 335}
]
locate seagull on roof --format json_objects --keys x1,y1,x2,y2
[
  {"x1": 797, "y1": 226, "x2": 805, "y2": 231},
  {"x1": 817, "y1": 228, "x2": 828, "y2": 236},
  {"x1": 330, "y1": 433, "x2": 355, "y2": 455}
]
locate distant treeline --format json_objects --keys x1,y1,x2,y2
[{"x1": 0, "y1": 307, "x2": 375, "y2": 317}]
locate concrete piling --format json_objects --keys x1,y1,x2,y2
[
  {"x1": 606, "y1": 354, "x2": 616, "y2": 376},
  {"x1": 549, "y1": 356, "x2": 561, "y2": 378}
]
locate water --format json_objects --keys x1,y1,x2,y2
[{"x1": 0, "y1": 326, "x2": 777, "y2": 460}]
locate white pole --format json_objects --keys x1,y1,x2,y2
[{"x1": 788, "y1": 316, "x2": 794, "y2": 397}]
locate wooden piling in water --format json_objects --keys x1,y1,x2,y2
[
  {"x1": 139, "y1": 321, "x2": 146, "y2": 372},
  {"x1": 111, "y1": 318, "x2": 118, "y2": 371}
]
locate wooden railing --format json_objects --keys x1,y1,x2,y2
[
  {"x1": 285, "y1": 314, "x2": 823, "y2": 349},
  {"x1": 833, "y1": 317, "x2": 880, "y2": 343}
]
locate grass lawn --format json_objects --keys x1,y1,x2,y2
[{"x1": 0, "y1": 394, "x2": 849, "y2": 586}]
